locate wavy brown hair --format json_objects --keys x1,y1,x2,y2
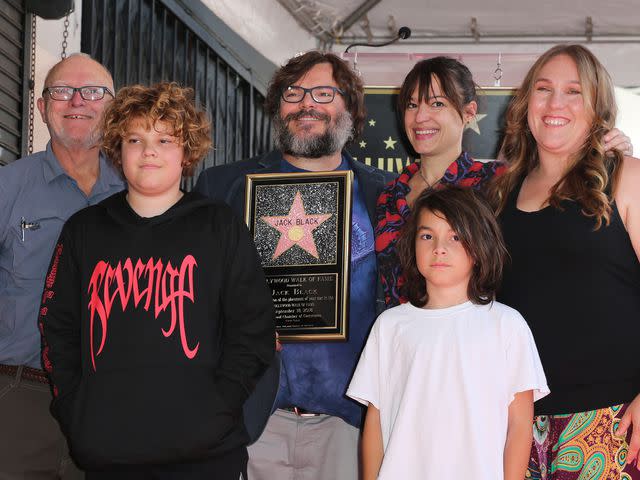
[
  {"x1": 264, "y1": 51, "x2": 365, "y2": 139},
  {"x1": 398, "y1": 186, "x2": 508, "y2": 308},
  {"x1": 102, "y1": 82, "x2": 211, "y2": 177},
  {"x1": 490, "y1": 44, "x2": 622, "y2": 229}
]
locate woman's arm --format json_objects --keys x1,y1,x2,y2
[
  {"x1": 614, "y1": 157, "x2": 640, "y2": 464},
  {"x1": 504, "y1": 390, "x2": 534, "y2": 480},
  {"x1": 614, "y1": 156, "x2": 640, "y2": 261},
  {"x1": 362, "y1": 404, "x2": 384, "y2": 480}
]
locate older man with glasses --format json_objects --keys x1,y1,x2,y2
[{"x1": 0, "y1": 53, "x2": 123, "y2": 479}]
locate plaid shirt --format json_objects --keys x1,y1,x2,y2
[{"x1": 374, "y1": 152, "x2": 505, "y2": 308}]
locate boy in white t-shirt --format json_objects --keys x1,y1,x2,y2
[{"x1": 347, "y1": 186, "x2": 548, "y2": 480}]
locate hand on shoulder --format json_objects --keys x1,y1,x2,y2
[{"x1": 604, "y1": 128, "x2": 633, "y2": 157}]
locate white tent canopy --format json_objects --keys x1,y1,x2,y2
[
  {"x1": 273, "y1": 0, "x2": 640, "y2": 87},
  {"x1": 209, "y1": 0, "x2": 640, "y2": 147}
]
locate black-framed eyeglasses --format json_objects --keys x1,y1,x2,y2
[
  {"x1": 43, "y1": 86, "x2": 115, "y2": 101},
  {"x1": 281, "y1": 86, "x2": 344, "y2": 104}
]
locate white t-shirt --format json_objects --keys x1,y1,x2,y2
[{"x1": 347, "y1": 301, "x2": 549, "y2": 480}]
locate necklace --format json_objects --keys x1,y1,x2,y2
[{"x1": 418, "y1": 167, "x2": 433, "y2": 190}]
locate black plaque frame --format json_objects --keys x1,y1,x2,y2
[{"x1": 245, "y1": 171, "x2": 352, "y2": 341}]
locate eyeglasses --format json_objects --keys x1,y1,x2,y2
[
  {"x1": 43, "y1": 86, "x2": 115, "y2": 101},
  {"x1": 281, "y1": 86, "x2": 344, "y2": 104}
]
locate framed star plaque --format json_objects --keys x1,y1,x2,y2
[{"x1": 245, "y1": 171, "x2": 353, "y2": 341}]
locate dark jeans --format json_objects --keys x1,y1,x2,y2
[
  {"x1": 86, "y1": 446, "x2": 248, "y2": 480},
  {"x1": 0, "y1": 367, "x2": 84, "y2": 480}
]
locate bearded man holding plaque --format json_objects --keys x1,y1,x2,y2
[{"x1": 195, "y1": 51, "x2": 394, "y2": 480}]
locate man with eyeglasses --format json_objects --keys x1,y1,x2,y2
[
  {"x1": 0, "y1": 53, "x2": 123, "y2": 478},
  {"x1": 195, "y1": 51, "x2": 395, "y2": 480}
]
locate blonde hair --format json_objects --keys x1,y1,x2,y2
[{"x1": 490, "y1": 44, "x2": 622, "y2": 229}]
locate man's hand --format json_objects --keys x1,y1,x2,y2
[{"x1": 604, "y1": 128, "x2": 633, "y2": 156}]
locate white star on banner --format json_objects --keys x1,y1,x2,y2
[
  {"x1": 465, "y1": 114, "x2": 488, "y2": 135},
  {"x1": 384, "y1": 136, "x2": 397, "y2": 150}
]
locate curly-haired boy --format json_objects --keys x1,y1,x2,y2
[{"x1": 39, "y1": 82, "x2": 275, "y2": 479}]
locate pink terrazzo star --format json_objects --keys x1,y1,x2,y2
[{"x1": 261, "y1": 191, "x2": 332, "y2": 260}]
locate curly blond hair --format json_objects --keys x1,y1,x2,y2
[
  {"x1": 490, "y1": 44, "x2": 622, "y2": 229},
  {"x1": 102, "y1": 82, "x2": 212, "y2": 177}
]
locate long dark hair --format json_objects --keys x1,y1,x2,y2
[{"x1": 398, "y1": 186, "x2": 508, "y2": 307}]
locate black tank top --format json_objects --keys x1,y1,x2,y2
[{"x1": 497, "y1": 180, "x2": 640, "y2": 415}]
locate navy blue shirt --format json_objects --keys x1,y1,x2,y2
[
  {"x1": 275, "y1": 155, "x2": 377, "y2": 427},
  {"x1": 0, "y1": 143, "x2": 124, "y2": 368}
]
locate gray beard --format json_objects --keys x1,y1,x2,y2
[
  {"x1": 45, "y1": 102, "x2": 102, "y2": 150},
  {"x1": 273, "y1": 110, "x2": 353, "y2": 158}
]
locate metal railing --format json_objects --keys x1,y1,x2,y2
[
  {"x1": 81, "y1": 0, "x2": 273, "y2": 187},
  {"x1": 0, "y1": 0, "x2": 32, "y2": 166}
]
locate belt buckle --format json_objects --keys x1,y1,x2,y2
[{"x1": 293, "y1": 406, "x2": 320, "y2": 417}]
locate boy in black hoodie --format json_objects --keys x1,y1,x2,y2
[{"x1": 38, "y1": 82, "x2": 276, "y2": 479}]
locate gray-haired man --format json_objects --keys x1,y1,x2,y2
[{"x1": 0, "y1": 53, "x2": 123, "y2": 478}]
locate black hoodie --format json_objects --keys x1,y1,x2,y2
[{"x1": 39, "y1": 190, "x2": 275, "y2": 469}]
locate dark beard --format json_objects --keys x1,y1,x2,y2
[{"x1": 272, "y1": 109, "x2": 354, "y2": 158}]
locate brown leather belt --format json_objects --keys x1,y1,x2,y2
[{"x1": 0, "y1": 364, "x2": 49, "y2": 384}]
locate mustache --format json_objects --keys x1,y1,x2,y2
[{"x1": 283, "y1": 109, "x2": 331, "y2": 123}]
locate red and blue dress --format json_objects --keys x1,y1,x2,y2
[{"x1": 375, "y1": 152, "x2": 505, "y2": 308}]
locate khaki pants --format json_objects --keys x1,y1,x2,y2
[
  {"x1": 248, "y1": 409, "x2": 359, "y2": 480},
  {"x1": 0, "y1": 368, "x2": 83, "y2": 480}
]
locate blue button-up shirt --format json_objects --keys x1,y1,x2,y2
[
  {"x1": 274, "y1": 155, "x2": 378, "y2": 427},
  {"x1": 0, "y1": 142, "x2": 124, "y2": 368}
]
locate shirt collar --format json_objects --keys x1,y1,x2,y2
[
  {"x1": 93, "y1": 153, "x2": 125, "y2": 194},
  {"x1": 41, "y1": 141, "x2": 124, "y2": 192},
  {"x1": 280, "y1": 151, "x2": 350, "y2": 173},
  {"x1": 398, "y1": 151, "x2": 471, "y2": 187},
  {"x1": 41, "y1": 142, "x2": 66, "y2": 183}
]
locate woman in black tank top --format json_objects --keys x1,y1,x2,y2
[{"x1": 490, "y1": 44, "x2": 640, "y2": 479}]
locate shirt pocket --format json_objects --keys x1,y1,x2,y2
[{"x1": 10, "y1": 211, "x2": 66, "y2": 282}]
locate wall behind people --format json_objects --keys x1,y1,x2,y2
[
  {"x1": 201, "y1": 0, "x2": 317, "y2": 66},
  {"x1": 24, "y1": 0, "x2": 296, "y2": 176},
  {"x1": 333, "y1": 42, "x2": 640, "y2": 88},
  {"x1": 615, "y1": 87, "x2": 640, "y2": 152},
  {"x1": 32, "y1": 6, "x2": 82, "y2": 153},
  {"x1": 79, "y1": 0, "x2": 289, "y2": 182}
]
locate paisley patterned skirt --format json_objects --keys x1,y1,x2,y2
[{"x1": 527, "y1": 404, "x2": 639, "y2": 479}]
